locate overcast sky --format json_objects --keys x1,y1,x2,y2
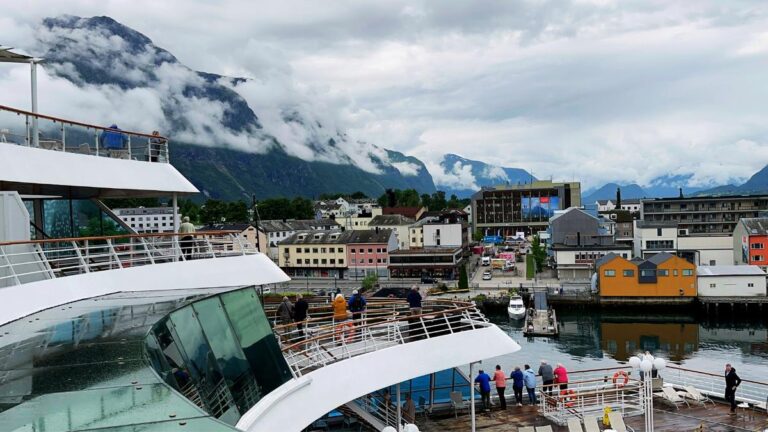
[{"x1": 3, "y1": 1, "x2": 768, "y2": 189}]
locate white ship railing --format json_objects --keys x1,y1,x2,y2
[
  {"x1": 0, "y1": 104, "x2": 170, "y2": 163},
  {"x1": 272, "y1": 299, "x2": 490, "y2": 377},
  {"x1": 0, "y1": 230, "x2": 257, "y2": 287},
  {"x1": 664, "y1": 365, "x2": 768, "y2": 410}
]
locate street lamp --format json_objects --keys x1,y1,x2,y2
[{"x1": 629, "y1": 354, "x2": 666, "y2": 432}]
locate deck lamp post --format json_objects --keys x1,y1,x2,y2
[{"x1": 629, "y1": 354, "x2": 666, "y2": 432}]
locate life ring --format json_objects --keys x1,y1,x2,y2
[
  {"x1": 560, "y1": 389, "x2": 576, "y2": 408},
  {"x1": 612, "y1": 370, "x2": 629, "y2": 387},
  {"x1": 335, "y1": 321, "x2": 354, "y2": 343}
]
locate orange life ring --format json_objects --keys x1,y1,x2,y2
[
  {"x1": 335, "y1": 321, "x2": 354, "y2": 343},
  {"x1": 560, "y1": 389, "x2": 576, "y2": 407},
  {"x1": 612, "y1": 370, "x2": 629, "y2": 387}
]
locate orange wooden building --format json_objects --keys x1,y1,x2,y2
[{"x1": 596, "y1": 252, "x2": 697, "y2": 297}]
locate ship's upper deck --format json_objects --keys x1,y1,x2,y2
[{"x1": 0, "y1": 104, "x2": 197, "y2": 199}]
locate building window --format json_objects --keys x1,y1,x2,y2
[
  {"x1": 673, "y1": 270, "x2": 678, "y2": 276},
  {"x1": 658, "y1": 269, "x2": 669, "y2": 276},
  {"x1": 339, "y1": 259, "x2": 344, "y2": 265},
  {"x1": 312, "y1": 248, "x2": 318, "y2": 253},
  {"x1": 368, "y1": 259, "x2": 373, "y2": 264},
  {"x1": 682, "y1": 269, "x2": 693, "y2": 276},
  {"x1": 709, "y1": 260, "x2": 716, "y2": 266},
  {"x1": 321, "y1": 247, "x2": 327, "y2": 253},
  {"x1": 640, "y1": 269, "x2": 656, "y2": 277},
  {"x1": 751, "y1": 243, "x2": 764, "y2": 249},
  {"x1": 622, "y1": 269, "x2": 634, "y2": 277},
  {"x1": 604, "y1": 270, "x2": 616, "y2": 277},
  {"x1": 709, "y1": 283, "x2": 716, "y2": 288},
  {"x1": 351, "y1": 248, "x2": 356, "y2": 254},
  {"x1": 321, "y1": 259, "x2": 327, "y2": 264},
  {"x1": 338, "y1": 248, "x2": 343, "y2": 253},
  {"x1": 351, "y1": 259, "x2": 356, "y2": 264},
  {"x1": 368, "y1": 248, "x2": 373, "y2": 253},
  {"x1": 411, "y1": 237, "x2": 416, "y2": 243},
  {"x1": 748, "y1": 282, "x2": 754, "y2": 287},
  {"x1": 295, "y1": 248, "x2": 301, "y2": 254},
  {"x1": 330, "y1": 259, "x2": 335, "y2": 264},
  {"x1": 313, "y1": 259, "x2": 319, "y2": 265},
  {"x1": 304, "y1": 248, "x2": 310, "y2": 253},
  {"x1": 752, "y1": 255, "x2": 763, "y2": 261},
  {"x1": 657, "y1": 228, "x2": 662, "y2": 236},
  {"x1": 621, "y1": 253, "x2": 628, "y2": 258}
]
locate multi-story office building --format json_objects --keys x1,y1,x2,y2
[
  {"x1": 732, "y1": 218, "x2": 768, "y2": 271},
  {"x1": 640, "y1": 195, "x2": 768, "y2": 236},
  {"x1": 471, "y1": 180, "x2": 581, "y2": 237},
  {"x1": 113, "y1": 206, "x2": 179, "y2": 233}
]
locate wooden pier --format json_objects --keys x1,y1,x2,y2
[{"x1": 523, "y1": 308, "x2": 559, "y2": 337}]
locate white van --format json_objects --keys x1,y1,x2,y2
[{"x1": 481, "y1": 256, "x2": 491, "y2": 266}]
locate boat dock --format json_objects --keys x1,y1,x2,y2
[{"x1": 523, "y1": 308, "x2": 559, "y2": 337}]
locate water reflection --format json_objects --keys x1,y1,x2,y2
[{"x1": 489, "y1": 310, "x2": 768, "y2": 377}]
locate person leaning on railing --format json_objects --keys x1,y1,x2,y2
[
  {"x1": 149, "y1": 130, "x2": 167, "y2": 162},
  {"x1": 179, "y1": 217, "x2": 196, "y2": 260},
  {"x1": 99, "y1": 124, "x2": 126, "y2": 150},
  {"x1": 407, "y1": 285, "x2": 422, "y2": 315}
]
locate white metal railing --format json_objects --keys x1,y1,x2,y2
[
  {"x1": 537, "y1": 367, "x2": 645, "y2": 426},
  {"x1": 0, "y1": 231, "x2": 258, "y2": 287},
  {"x1": 0, "y1": 104, "x2": 170, "y2": 163},
  {"x1": 664, "y1": 365, "x2": 768, "y2": 409},
  {"x1": 273, "y1": 300, "x2": 491, "y2": 377},
  {"x1": 349, "y1": 390, "x2": 407, "y2": 430}
]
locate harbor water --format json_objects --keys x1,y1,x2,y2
[{"x1": 481, "y1": 310, "x2": 768, "y2": 379}]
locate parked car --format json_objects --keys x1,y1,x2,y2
[
  {"x1": 482, "y1": 271, "x2": 492, "y2": 280},
  {"x1": 481, "y1": 256, "x2": 491, "y2": 266}
]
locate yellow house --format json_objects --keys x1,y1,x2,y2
[
  {"x1": 597, "y1": 252, "x2": 696, "y2": 297},
  {"x1": 278, "y1": 231, "x2": 348, "y2": 278}
]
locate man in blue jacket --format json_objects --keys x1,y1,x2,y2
[
  {"x1": 348, "y1": 289, "x2": 367, "y2": 322},
  {"x1": 406, "y1": 285, "x2": 422, "y2": 315},
  {"x1": 510, "y1": 366, "x2": 525, "y2": 406},
  {"x1": 474, "y1": 369, "x2": 492, "y2": 412},
  {"x1": 99, "y1": 124, "x2": 127, "y2": 150},
  {"x1": 523, "y1": 364, "x2": 538, "y2": 405}
]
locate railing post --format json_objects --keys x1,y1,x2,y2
[
  {"x1": 94, "y1": 131, "x2": 99, "y2": 156},
  {"x1": 61, "y1": 123, "x2": 66, "y2": 151},
  {"x1": 205, "y1": 236, "x2": 216, "y2": 258},
  {"x1": 72, "y1": 240, "x2": 91, "y2": 273},
  {"x1": 106, "y1": 239, "x2": 123, "y2": 269},
  {"x1": 35, "y1": 243, "x2": 56, "y2": 279},
  {"x1": 127, "y1": 135, "x2": 132, "y2": 159},
  {"x1": 233, "y1": 234, "x2": 246, "y2": 255},
  {"x1": 419, "y1": 316, "x2": 430, "y2": 339},
  {"x1": 25, "y1": 115, "x2": 30, "y2": 146},
  {"x1": 0, "y1": 246, "x2": 22, "y2": 285},
  {"x1": 140, "y1": 237, "x2": 155, "y2": 264}
]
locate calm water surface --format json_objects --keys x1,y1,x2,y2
[{"x1": 481, "y1": 310, "x2": 768, "y2": 380}]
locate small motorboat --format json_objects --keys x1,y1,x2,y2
[{"x1": 507, "y1": 295, "x2": 526, "y2": 320}]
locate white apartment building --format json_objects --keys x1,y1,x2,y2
[
  {"x1": 634, "y1": 220, "x2": 733, "y2": 266},
  {"x1": 114, "y1": 206, "x2": 179, "y2": 233}
]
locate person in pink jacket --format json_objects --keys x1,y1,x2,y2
[
  {"x1": 554, "y1": 363, "x2": 569, "y2": 390},
  {"x1": 493, "y1": 365, "x2": 507, "y2": 410}
]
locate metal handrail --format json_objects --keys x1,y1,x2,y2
[
  {"x1": 0, "y1": 231, "x2": 258, "y2": 287},
  {"x1": 0, "y1": 103, "x2": 170, "y2": 162},
  {"x1": 276, "y1": 300, "x2": 490, "y2": 377}
]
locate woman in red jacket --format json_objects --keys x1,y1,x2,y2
[{"x1": 554, "y1": 363, "x2": 569, "y2": 390}]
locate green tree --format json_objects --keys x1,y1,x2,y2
[
  {"x1": 290, "y1": 197, "x2": 315, "y2": 219},
  {"x1": 430, "y1": 191, "x2": 447, "y2": 210},
  {"x1": 178, "y1": 199, "x2": 200, "y2": 224},
  {"x1": 446, "y1": 193, "x2": 462, "y2": 209},
  {"x1": 361, "y1": 273, "x2": 379, "y2": 292},
  {"x1": 350, "y1": 191, "x2": 368, "y2": 199},
  {"x1": 458, "y1": 264, "x2": 469, "y2": 289},
  {"x1": 474, "y1": 228, "x2": 484, "y2": 242},
  {"x1": 225, "y1": 200, "x2": 249, "y2": 223},
  {"x1": 200, "y1": 199, "x2": 227, "y2": 224},
  {"x1": 531, "y1": 235, "x2": 547, "y2": 273},
  {"x1": 399, "y1": 189, "x2": 421, "y2": 207},
  {"x1": 79, "y1": 215, "x2": 122, "y2": 237},
  {"x1": 258, "y1": 198, "x2": 292, "y2": 220},
  {"x1": 420, "y1": 193, "x2": 432, "y2": 209}
]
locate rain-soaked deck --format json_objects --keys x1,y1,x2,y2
[{"x1": 420, "y1": 400, "x2": 767, "y2": 432}]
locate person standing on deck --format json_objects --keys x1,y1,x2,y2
[
  {"x1": 538, "y1": 360, "x2": 555, "y2": 396},
  {"x1": 493, "y1": 365, "x2": 507, "y2": 410},
  {"x1": 407, "y1": 285, "x2": 422, "y2": 315},
  {"x1": 348, "y1": 290, "x2": 367, "y2": 322},
  {"x1": 276, "y1": 296, "x2": 294, "y2": 325},
  {"x1": 523, "y1": 364, "x2": 537, "y2": 405},
  {"x1": 474, "y1": 369, "x2": 492, "y2": 412},
  {"x1": 332, "y1": 294, "x2": 347, "y2": 321},
  {"x1": 510, "y1": 366, "x2": 524, "y2": 406},
  {"x1": 294, "y1": 294, "x2": 309, "y2": 339},
  {"x1": 178, "y1": 216, "x2": 196, "y2": 260},
  {"x1": 724, "y1": 363, "x2": 742, "y2": 414},
  {"x1": 554, "y1": 363, "x2": 569, "y2": 390}
]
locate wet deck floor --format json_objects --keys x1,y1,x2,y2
[{"x1": 419, "y1": 400, "x2": 767, "y2": 432}]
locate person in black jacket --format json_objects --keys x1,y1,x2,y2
[
  {"x1": 294, "y1": 294, "x2": 309, "y2": 340},
  {"x1": 724, "y1": 363, "x2": 742, "y2": 413}
]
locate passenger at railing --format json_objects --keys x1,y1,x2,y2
[
  {"x1": 724, "y1": 363, "x2": 742, "y2": 415},
  {"x1": 402, "y1": 393, "x2": 416, "y2": 423},
  {"x1": 539, "y1": 360, "x2": 555, "y2": 396},
  {"x1": 179, "y1": 217, "x2": 196, "y2": 260},
  {"x1": 99, "y1": 124, "x2": 127, "y2": 150},
  {"x1": 348, "y1": 289, "x2": 367, "y2": 322},
  {"x1": 510, "y1": 366, "x2": 525, "y2": 406},
  {"x1": 493, "y1": 365, "x2": 507, "y2": 410},
  {"x1": 294, "y1": 294, "x2": 309, "y2": 339},
  {"x1": 523, "y1": 364, "x2": 538, "y2": 405},
  {"x1": 332, "y1": 293, "x2": 347, "y2": 322},
  {"x1": 554, "y1": 363, "x2": 569, "y2": 390},
  {"x1": 277, "y1": 296, "x2": 295, "y2": 325},
  {"x1": 474, "y1": 369, "x2": 492, "y2": 412},
  {"x1": 148, "y1": 130, "x2": 167, "y2": 162},
  {"x1": 407, "y1": 285, "x2": 422, "y2": 315}
]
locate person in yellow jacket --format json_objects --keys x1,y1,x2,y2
[{"x1": 333, "y1": 294, "x2": 348, "y2": 321}]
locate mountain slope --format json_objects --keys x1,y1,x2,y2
[
  {"x1": 435, "y1": 154, "x2": 535, "y2": 198},
  {"x1": 33, "y1": 15, "x2": 436, "y2": 199},
  {"x1": 695, "y1": 164, "x2": 768, "y2": 196}
]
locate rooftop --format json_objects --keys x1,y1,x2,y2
[
  {"x1": 369, "y1": 214, "x2": 415, "y2": 226},
  {"x1": 260, "y1": 219, "x2": 340, "y2": 232},
  {"x1": 280, "y1": 228, "x2": 393, "y2": 245},
  {"x1": 646, "y1": 251, "x2": 676, "y2": 265},
  {"x1": 738, "y1": 217, "x2": 768, "y2": 236},
  {"x1": 636, "y1": 220, "x2": 679, "y2": 228},
  {"x1": 390, "y1": 247, "x2": 462, "y2": 255},
  {"x1": 697, "y1": 265, "x2": 766, "y2": 276},
  {"x1": 383, "y1": 207, "x2": 425, "y2": 219},
  {"x1": 642, "y1": 194, "x2": 768, "y2": 202}
]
